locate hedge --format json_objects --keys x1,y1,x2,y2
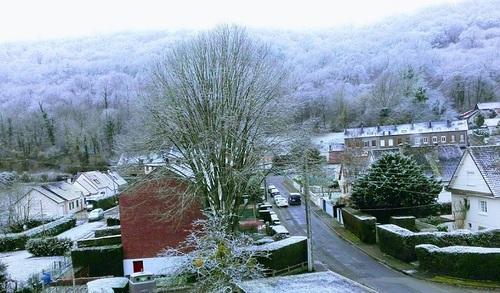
[
  {"x1": 0, "y1": 216, "x2": 76, "y2": 252},
  {"x1": 377, "y1": 224, "x2": 500, "y2": 262},
  {"x1": 71, "y1": 245, "x2": 123, "y2": 277},
  {"x1": 77, "y1": 235, "x2": 122, "y2": 248},
  {"x1": 416, "y1": 244, "x2": 500, "y2": 281},
  {"x1": 94, "y1": 226, "x2": 121, "y2": 238},
  {"x1": 25, "y1": 237, "x2": 73, "y2": 256},
  {"x1": 254, "y1": 236, "x2": 307, "y2": 272},
  {"x1": 341, "y1": 208, "x2": 377, "y2": 244}
]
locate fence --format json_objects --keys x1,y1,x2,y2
[{"x1": 264, "y1": 261, "x2": 308, "y2": 277}]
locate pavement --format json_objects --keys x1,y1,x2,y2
[{"x1": 309, "y1": 205, "x2": 500, "y2": 291}]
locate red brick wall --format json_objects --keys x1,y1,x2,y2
[{"x1": 119, "y1": 176, "x2": 204, "y2": 259}]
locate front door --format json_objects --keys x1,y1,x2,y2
[{"x1": 133, "y1": 260, "x2": 144, "y2": 273}]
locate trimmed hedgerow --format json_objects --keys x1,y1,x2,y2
[
  {"x1": 26, "y1": 237, "x2": 73, "y2": 256},
  {"x1": 0, "y1": 216, "x2": 76, "y2": 252}
]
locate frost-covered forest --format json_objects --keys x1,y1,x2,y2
[{"x1": 0, "y1": 0, "x2": 498, "y2": 173}]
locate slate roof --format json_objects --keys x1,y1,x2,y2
[
  {"x1": 468, "y1": 145, "x2": 500, "y2": 197},
  {"x1": 369, "y1": 145, "x2": 464, "y2": 182},
  {"x1": 42, "y1": 181, "x2": 83, "y2": 201}
]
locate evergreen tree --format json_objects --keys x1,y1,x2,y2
[{"x1": 350, "y1": 152, "x2": 441, "y2": 220}]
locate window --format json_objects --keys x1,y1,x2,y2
[
  {"x1": 451, "y1": 135, "x2": 456, "y2": 142},
  {"x1": 441, "y1": 136, "x2": 446, "y2": 143},
  {"x1": 466, "y1": 171, "x2": 476, "y2": 186},
  {"x1": 423, "y1": 137, "x2": 428, "y2": 144},
  {"x1": 380, "y1": 140, "x2": 385, "y2": 147},
  {"x1": 364, "y1": 141, "x2": 370, "y2": 147},
  {"x1": 388, "y1": 139, "x2": 394, "y2": 146},
  {"x1": 460, "y1": 134, "x2": 465, "y2": 142},
  {"x1": 479, "y1": 200, "x2": 488, "y2": 214},
  {"x1": 432, "y1": 136, "x2": 438, "y2": 144},
  {"x1": 371, "y1": 140, "x2": 376, "y2": 147}
]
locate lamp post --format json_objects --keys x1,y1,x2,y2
[{"x1": 304, "y1": 157, "x2": 314, "y2": 272}]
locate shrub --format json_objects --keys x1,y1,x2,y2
[
  {"x1": 25, "y1": 237, "x2": 73, "y2": 256},
  {"x1": 0, "y1": 261, "x2": 8, "y2": 292}
]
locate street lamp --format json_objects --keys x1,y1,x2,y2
[{"x1": 304, "y1": 158, "x2": 314, "y2": 272}]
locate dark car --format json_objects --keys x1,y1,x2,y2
[{"x1": 288, "y1": 193, "x2": 302, "y2": 205}]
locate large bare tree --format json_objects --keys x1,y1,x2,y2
[{"x1": 143, "y1": 25, "x2": 288, "y2": 231}]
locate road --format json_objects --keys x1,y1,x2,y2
[{"x1": 266, "y1": 176, "x2": 488, "y2": 293}]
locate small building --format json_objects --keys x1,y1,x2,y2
[{"x1": 447, "y1": 145, "x2": 500, "y2": 231}]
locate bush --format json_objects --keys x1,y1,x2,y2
[
  {"x1": 25, "y1": 237, "x2": 73, "y2": 256},
  {"x1": 0, "y1": 261, "x2": 8, "y2": 292}
]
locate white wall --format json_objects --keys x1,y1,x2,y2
[{"x1": 123, "y1": 256, "x2": 185, "y2": 277}]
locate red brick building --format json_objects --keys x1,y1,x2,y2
[{"x1": 119, "y1": 173, "x2": 203, "y2": 275}]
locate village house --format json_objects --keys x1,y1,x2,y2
[
  {"x1": 447, "y1": 145, "x2": 500, "y2": 231},
  {"x1": 73, "y1": 170, "x2": 123, "y2": 197},
  {"x1": 344, "y1": 120, "x2": 468, "y2": 151},
  {"x1": 14, "y1": 181, "x2": 86, "y2": 218}
]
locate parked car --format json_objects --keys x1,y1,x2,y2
[
  {"x1": 275, "y1": 198, "x2": 289, "y2": 208},
  {"x1": 88, "y1": 208, "x2": 104, "y2": 221},
  {"x1": 269, "y1": 188, "x2": 280, "y2": 197},
  {"x1": 288, "y1": 193, "x2": 302, "y2": 205},
  {"x1": 273, "y1": 195, "x2": 285, "y2": 204}
]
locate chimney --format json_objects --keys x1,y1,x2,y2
[
  {"x1": 447, "y1": 120, "x2": 451, "y2": 128},
  {"x1": 411, "y1": 121, "x2": 414, "y2": 130},
  {"x1": 360, "y1": 123, "x2": 364, "y2": 134},
  {"x1": 428, "y1": 121, "x2": 432, "y2": 128}
]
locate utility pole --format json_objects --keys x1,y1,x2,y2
[{"x1": 304, "y1": 158, "x2": 314, "y2": 272}]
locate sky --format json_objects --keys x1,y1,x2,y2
[{"x1": 1, "y1": 0, "x2": 465, "y2": 43}]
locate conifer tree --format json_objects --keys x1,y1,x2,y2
[{"x1": 350, "y1": 152, "x2": 441, "y2": 220}]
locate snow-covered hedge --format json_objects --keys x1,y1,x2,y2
[
  {"x1": 77, "y1": 235, "x2": 122, "y2": 248},
  {"x1": 254, "y1": 236, "x2": 307, "y2": 272},
  {"x1": 94, "y1": 226, "x2": 121, "y2": 238},
  {"x1": 416, "y1": 244, "x2": 500, "y2": 281},
  {"x1": 25, "y1": 237, "x2": 72, "y2": 256},
  {"x1": 377, "y1": 224, "x2": 500, "y2": 262},
  {"x1": 0, "y1": 216, "x2": 76, "y2": 252},
  {"x1": 341, "y1": 208, "x2": 377, "y2": 244}
]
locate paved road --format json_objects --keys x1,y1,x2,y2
[{"x1": 266, "y1": 176, "x2": 487, "y2": 293}]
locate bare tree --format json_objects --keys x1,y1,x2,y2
[{"x1": 142, "y1": 25, "x2": 288, "y2": 231}]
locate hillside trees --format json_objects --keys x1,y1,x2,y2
[{"x1": 143, "y1": 25, "x2": 288, "y2": 231}]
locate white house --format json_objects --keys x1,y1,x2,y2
[
  {"x1": 73, "y1": 171, "x2": 117, "y2": 197},
  {"x1": 447, "y1": 145, "x2": 500, "y2": 231},
  {"x1": 15, "y1": 181, "x2": 85, "y2": 218}
]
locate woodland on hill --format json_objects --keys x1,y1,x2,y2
[{"x1": 0, "y1": 0, "x2": 498, "y2": 173}]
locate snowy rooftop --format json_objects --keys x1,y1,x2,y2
[
  {"x1": 236, "y1": 271, "x2": 377, "y2": 293},
  {"x1": 344, "y1": 120, "x2": 468, "y2": 138}
]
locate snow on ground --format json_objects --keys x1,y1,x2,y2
[
  {"x1": 57, "y1": 220, "x2": 106, "y2": 240},
  {"x1": 2, "y1": 219, "x2": 106, "y2": 282},
  {"x1": 0, "y1": 250, "x2": 64, "y2": 282}
]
